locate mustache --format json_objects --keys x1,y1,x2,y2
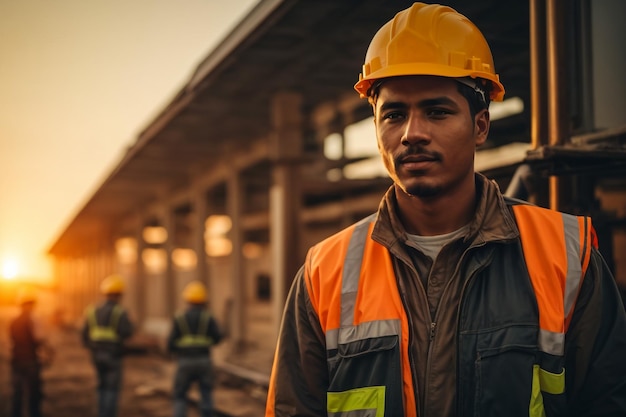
[{"x1": 394, "y1": 146, "x2": 442, "y2": 164}]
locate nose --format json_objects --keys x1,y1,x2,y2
[{"x1": 401, "y1": 113, "x2": 430, "y2": 146}]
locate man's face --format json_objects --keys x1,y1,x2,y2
[{"x1": 374, "y1": 75, "x2": 489, "y2": 199}]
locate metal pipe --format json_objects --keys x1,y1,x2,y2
[
  {"x1": 546, "y1": 0, "x2": 570, "y2": 210},
  {"x1": 530, "y1": 0, "x2": 548, "y2": 150},
  {"x1": 528, "y1": 0, "x2": 550, "y2": 207}
]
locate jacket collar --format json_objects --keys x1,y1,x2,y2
[{"x1": 372, "y1": 173, "x2": 519, "y2": 248}]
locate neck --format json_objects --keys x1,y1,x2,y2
[{"x1": 395, "y1": 177, "x2": 477, "y2": 236}]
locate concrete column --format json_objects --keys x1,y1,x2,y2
[
  {"x1": 162, "y1": 209, "x2": 177, "y2": 318},
  {"x1": 135, "y1": 221, "x2": 146, "y2": 327},
  {"x1": 227, "y1": 173, "x2": 245, "y2": 347},
  {"x1": 269, "y1": 91, "x2": 303, "y2": 338},
  {"x1": 193, "y1": 190, "x2": 209, "y2": 288},
  {"x1": 228, "y1": 175, "x2": 244, "y2": 343}
]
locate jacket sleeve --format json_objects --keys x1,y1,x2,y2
[
  {"x1": 81, "y1": 318, "x2": 90, "y2": 348},
  {"x1": 565, "y1": 249, "x2": 626, "y2": 416},
  {"x1": 117, "y1": 310, "x2": 134, "y2": 340},
  {"x1": 265, "y1": 266, "x2": 328, "y2": 417},
  {"x1": 208, "y1": 316, "x2": 222, "y2": 345},
  {"x1": 167, "y1": 316, "x2": 180, "y2": 354}
]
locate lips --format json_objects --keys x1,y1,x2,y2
[
  {"x1": 398, "y1": 153, "x2": 439, "y2": 171},
  {"x1": 401, "y1": 155, "x2": 436, "y2": 163}
]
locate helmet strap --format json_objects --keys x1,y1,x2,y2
[{"x1": 455, "y1": 77, "x2": 487, "y2": 105}]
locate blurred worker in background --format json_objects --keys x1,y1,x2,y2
[
  {"x1": 9, "y1": 286, "x2": 54, "y2": 417},
  {"x1": 82, "y1": 274, "x2": 134, "y2": 417},
  {"x1": 265, "y1": 2, "x2": 626, "y2": 416},
  {"x1": 167, "y1": 280, "x2": 222, "y2": 417}
]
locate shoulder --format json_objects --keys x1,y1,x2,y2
[{"x1": 308, "y1": 214, "x2": 376, "y2": 263}]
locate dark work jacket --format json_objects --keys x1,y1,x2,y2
[
  {"x1": 81, "y1": 300, "x2": 133, "y2": 357},
  {"x1": 167, "y1": 305, "x2": 222, "y2": 358},
  {"x1": 266, "y1": 174, "x2": 626, "y2": 417},
  {"x1": 10, "y1": 310, "x2": 40, "y2": 366}
]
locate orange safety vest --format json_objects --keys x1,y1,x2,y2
[{"x1": 304, "y1": 204, "x2": 596, "y2": 417}]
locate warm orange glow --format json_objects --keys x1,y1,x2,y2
[
  {"x1": 204, "y1": 215, "x2": 233, "y2": 257},
  {"x1": 205, "y1": 215, "x2": 232, "y2": 237},
  {"x1": 1, "y1": 257, "x2": 19, "y2": 280},
  {"x1": 243, "y1": 242, "x2": 263, "y2": 259},
  {"x1": 143, "y1": 226, "x2": 168, "y2": 244},
  {"x1": 115, "y1": 237, "x2": 138, "y2": 264},
  {"x1": 205, "y1": 237, "x2": 232, "y2": 257},
  {"x1": 172, "y1": 248, "x2": 197, "y2": 270},
  {"x1": 142, "y1": 248, "x2": 167, "y2": 273}
]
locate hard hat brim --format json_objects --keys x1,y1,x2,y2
[{"x1": 355, "y1": 63, "x2": 505, "y2": 102}]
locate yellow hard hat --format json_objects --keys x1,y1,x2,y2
[
  {"x1": 183, "y1": 281, "x2": 207, "y2": 304},
  {"x1": 354, "y1": 2, "x2": 505, "y2": 101},
  {"x1": 16, "y1": 287, "x2": 37, "y2": 305},
  {"x1": 100, "y1": 274, "x2": 125, "y2": 294}
]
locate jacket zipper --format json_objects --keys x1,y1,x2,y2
[
  {"x1": 422, "y1": 241, "x2": 489, "y2": 416},
  {"x1": 453, "y1": 242, "x2": 490, "y2": 416},
  {"x1": 395, "y1": 258, "x2": 428, "y2": 416}
]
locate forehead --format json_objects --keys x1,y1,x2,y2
[{"x1": 376, "y1": 75, "x2": 462, "y2": 103}]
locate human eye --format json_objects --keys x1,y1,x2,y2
[
  {"x1": 381, "y1": 110, "x2": 405, "y2": 122},
  {"x1": 426, "y1": 108, "x2": 452, "y2": 119}
]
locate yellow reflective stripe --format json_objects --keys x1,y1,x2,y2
[
  {"x1": 538, "y1": 365, "x2": 565, "y2": 394},
  {"x1": 529, "y1": 365, "x2": 565, "y2": 417},
  {"x1": 90, "y1": 327, "x2": 118, "y2": 341},
  {"x1": 327, "y1": 386, "x2": 385, "y2": 417},
  {"x1": 529, "y1": 365, "x2": 547, "y2": 417},
  {"x1": 87, "y1": 305, "x2": 121, "y2": 342},
  {"x1": 175, "y1": 313, "x2": 213, "y2": 347}
]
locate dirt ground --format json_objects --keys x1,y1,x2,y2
[
  {"x1": 0, "y1": 321, "x2": 266, "y2": 417},
  {"x1": 1, "y1": 326, "x2": 196, "y2": 417}
]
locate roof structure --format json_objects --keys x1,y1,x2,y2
[{"x1": 49, "y1": 0, "x2": 533, "y2": 255}]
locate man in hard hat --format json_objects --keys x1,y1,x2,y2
[
  {"x1": 81, "y1": 274, "x2": 134, "y2": 417},
  {"x1": 265, "y1": 3, "x2": 626, "y2": 416},
  {"x1": 9, "y1": 287, "x2": 54, "y2": 417},
  {"x1": 167, "y1": 280, "x2": 222, "y2": 417}
]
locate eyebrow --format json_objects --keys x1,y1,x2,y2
[{"x1": 379, "y1": 96, "x2": 458, "y2": 112}]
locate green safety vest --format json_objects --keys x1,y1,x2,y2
[
  {"x1": 87, "y1": 304, "x2": 123, "y2": 342},
  {"x1": 175, "y1": 311, "x2": 214, "y2": 348}
]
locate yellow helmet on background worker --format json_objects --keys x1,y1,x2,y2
[
  {"x1": 183, "y1": 281, "x2": 207, "y2": 304},
  {"x1": 100, "y1": 274, "x2": 125, "y2": 295},
  {"x1": 354, "y1": 2, "x2": 505, "y2": 101},
  {"x1": 16, "y1": 286, "x2": 37, "y2": 305}
]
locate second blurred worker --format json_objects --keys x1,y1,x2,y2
[
  {"x1": 82, "y1": 274, "x2": 134, "y2": 417},
  {"x1": 167, "y1": 281, "x2": 222, "y2": 417}
]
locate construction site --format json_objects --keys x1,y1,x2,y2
[{"x1": 2, "y1": 0, "x2": 625, "y2": 415}]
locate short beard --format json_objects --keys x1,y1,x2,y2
[{"x1": 402, "y1": 182, "x2": 443, "y2": 198}]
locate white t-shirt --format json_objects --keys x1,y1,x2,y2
[{"x1": 407, "y1": 223, "x2": 470, "y2": 260}]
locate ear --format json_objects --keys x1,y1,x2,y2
[{"x1": 474, "y1": 109, "x2": 490, "y2": 147}]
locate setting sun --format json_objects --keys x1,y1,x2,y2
[{"x1": 1, "y1": 258, "x2": 19, "y2": 280}]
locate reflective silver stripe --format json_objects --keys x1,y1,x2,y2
[
  {"x1": 326, "y1": 328, "x2": 340, "y2": 349},
  {"x1": 338, "y1": 320, "x2": 401, "y2": 344},
  {"x1": 326, "y1": 214, "x2": 398, "y2": 350},
  {"x1": 536, "y1": 213, "x2": 584, "y2": 356},
  {"x1": 326, "y1": 320, "x2": 402, "y2": 349},
  {"x1": 562, "y1": 213, "x2": 583, "y2": 318},
  {"x1": 341, "y1": 215, "x2": 376, "y2": 328},
  {"x1": 538, "y1": 328, "x2": 564, "y2": 356}
]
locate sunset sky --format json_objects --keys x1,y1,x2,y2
[{"x1": 0, "y1": 0, "x2": 258, "y2": 283}]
